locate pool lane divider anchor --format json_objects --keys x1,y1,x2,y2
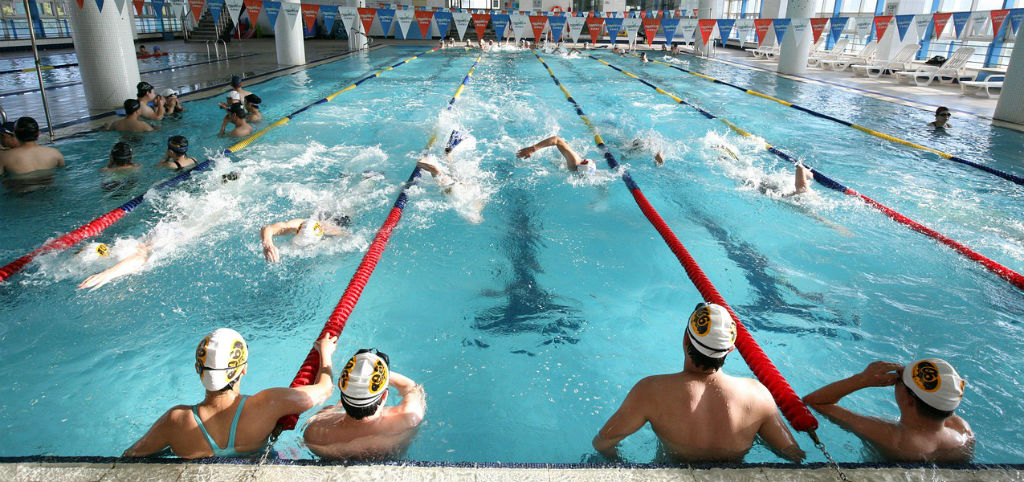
[
  {"x1": 637, "y1": 54, "x2": 1024, "y2": 188},
  {"x1": 588, "y1": 54, "x2": 1024, "y2": 293},
  {"x1": 0, "y1": 48, "x2": 442, "y2": 284},
  {"x1": 276, "y1": 54, "x2": 484, "y2": 432},
  {"x1": 532, "y1": 51, "x2": 820, "y2": 435}
]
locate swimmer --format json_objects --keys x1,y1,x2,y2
[
  {"x1": 157, "y1": 135, "x2": 197, "y2": 170},
  {"x1": 787, "y1": 162, "x2": 813, "y2": 196},
  {"x1": 517, "y1": 135, "x2": 598, "y2": 175},
  {"x1": 259, "y1": 212, "x2": 351, "y2": 262},
  {"x1": 415, "y1": 130, "x2": 487, "y2": 223},
  {"x1": 136, "y1": 81, "x2": 166, "y2": 121},
  {"x1": 1, "y1": 121, "x2": 19, "y2": 149},
  {"x1": 103, "y1": 142, "x2": 140, "y2": 171},
  {"x1": 928, "y1": 106, "x2": 952, "y2": 130},
  {"x1": 0, "y1": 117, "x2": 65, "y2": 177},
  {"x1": 804, "y1": 359, "x2": 974, "y2": 463},
  {"x1": 641, "y1": 52, "x2": 649, "y2": 63},
  {"x1": 593, "y1": 303, "x2": 805, "y2": 463},
  {"x1": 161, "y1": 88, "x2": 184, "y2": 114},
  {"x1": 137, "y1": 44, "x2": 148, "y2": 55},
  {"x1": 123, "y1": 329, "x2": 337, "y2": 458},
  {"x1": 626, "y1": 137, "x2": 665, "y2": 166},
  {"x1": 244, "y1": 94, "x2": 262, "y2": 123},
  {"x1": 671, "y1": 44, "x2": 680, "y2": 55},
  {"x1": 303, "y1": 349, "x2": 426, "y2": 460},
  {"x1": 108, "y1": 99, "x2": 154, "y2": 133},
  {"x1": 220, "y1": 103, "x2": 252, "y2": 138},
  {"x1": 227, "y1": 75, "x2": 252, "y2": 101}
]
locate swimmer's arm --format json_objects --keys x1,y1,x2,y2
[
  {"x1": 255, "y1": 335, "x2": 337, "y2": 417},
  {"x1": 122, "y1": 405, "x2": 188, "y2": 457},
  {"x1": 78, "y1": 244, "x2": 151, "y2": 290},
  {"x1": 260, "y1": 219, "x2": 304, "y2": 263},
  {"x1": 804, "y1": 362, "x2": 903, "y2": 453},
  {"x1": 592, "y1": 379, "x2": 650, "y2": 460},
  {"x1": 755, "y1": 393, "x2": 805, "y2": 463},
  {"x1": 389, "y1": 372, "x2": 426, "y2": 426},
  {"x1": 56, "y1": 149, "x2": 65, "y2": 168},
  {"x1": 219, "y1": 115, "x2": 230, "y2": 135}
]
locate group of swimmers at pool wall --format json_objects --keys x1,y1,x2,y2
[{"x1": 117, "y1": 304, "x2": 973, "y2": 463}]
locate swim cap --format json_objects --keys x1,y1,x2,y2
[
  {"x1": 13, "y1": 117, "x2": 39, "y2": 142},
  {"x1": 228, "y1": 103, "x2": 247, "y2": 118},
  {"x1": 1, "y1": 121, "x2": 14, "y2": 135},
  {"x1": 227, "y1": 90, "x2": 241, "y2": 101},
  {"x1": 244, "y1": 94, "x2": 261, "y2": 106},
  {"x1": 340, "y1": 349, "x2": 390, "y2": 408},
  {"x1": 577, "y1": 158, "x2": 597, "y2": 174},
  {"x1": 123, "y1": 99, "x2": 141, "y2": 115},
  {"x1": 903, "y1": 358, "x2": 965, "y2": 412},
  {"x1": 167, "y1": 135, "x2": 188, "y2": 154},
  {"x1": 136, "y1": 81, "x2": 154, "y2": 97},
  {"x1": 685, "y1": 302, "x2": 736, "y2": 359},
  {"x1": 230, "y1": 75, "x2": 242, "y2": 87},
  {"x1": 110, "y1": 142, "x2": 133, "y2": 164},
  {"x1": 195, "y1": 328, "x2": 249, "y2": 391},
  {"x1": 95, "y1": 243, "x2": 110, "y2": 257},
  {"x1": 160, "y1": 88, "x2": 177, "y2": 97}
]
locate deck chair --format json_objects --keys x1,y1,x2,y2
[
  {"x1": 894, "y1": 47, "x2": 975, "y2": 86},
  {"x1": 745, "y1": 44, "x2": 779, "y2": 58},
  {"x1": 805, "y1": 37, "x2": 832, "y2": 66},
  {"x1": 960, "y1": 75, "x2": 1003, "y2": 98},
  {"x1": 820, "y1": 41, "x2": 876, "y2": 71},
  {"x1": 808, "y1": 38, "x2": 848, "y2": 67},
  {"x1": 851, "y1": 44, "x2": 919, "y2": 78}
]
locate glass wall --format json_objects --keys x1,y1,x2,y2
[{"x1": 1, "y1": 0, "x2": 181, "y2": 40}]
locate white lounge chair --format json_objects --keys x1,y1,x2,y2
[
  {"x1": 894, "y1": 47, "x2": 975, "y2": 86},
  {"x1": 745, "y1": 44, "x2": 780, "y2": 58},
  {"x1": 820, "y1": 41, "x2": 877, "y2": 71},
  {"x1": 851, "y1": 44, "x2": 919, "y2": 78},
  {"x1": 960, "y1": 75, "x2": 1003, "y2": 98},
  {"x1": 808, "y1": 38, "x2": 848, "y2": 67}
]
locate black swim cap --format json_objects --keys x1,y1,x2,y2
[
  {"x1": 110, "y1": 142, "x2": 134, "y2": 165},
  {"x1": 13, "y1": 117, "x2": 39, "y2": 142},
  {"x1": 136, "y1": 81, "x2": 154, "y2": 97},
  {"x1": 228, "y1": 103, "x2": 248, "y2": 118},
  {"x1": 124, "y1": 99, "x2": 141, "y2": 115},
  {"x1": 244, "y1": 94, "x2": 261, "y2": 106},
  {"x1": 167, "y1": 135, "x2": 188, "y2": 154},
  {"x1": 230, "y1": 75, "x2": 242, "y2": 87}
]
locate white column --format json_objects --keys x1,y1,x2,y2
[
  {"x1": 68, "y1": 0, "x2": 140, "y2": 110},
  {"x1": 275, "y1": 0, "x2": 305, "y2": 65},
  {"x1": 994, "y1": 40, "x2": 1024, "y2": 125},
  {"x1": 696, "y1": 0, "x2": 723, "y2": 56},
  {"x1": 348, "y1": 0, "x2": 367, "y2": 51},
  {"x1": 776, "y1": 0, "x2": 814, "y2": 74}
]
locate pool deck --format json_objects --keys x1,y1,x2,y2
[{"x1": 2, "y1": 459, "x2": 1022, "y2": 482}]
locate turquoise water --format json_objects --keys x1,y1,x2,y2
[{"x1": 1, "y1": 45, "x2": 1023, "y2": 464}]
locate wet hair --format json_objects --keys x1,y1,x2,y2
[
  {"x1": 341, "y1": 395, "x2": 384, "y2": 419},
  {"x1": 228, "y1": 103, "x2": 248, "y2": 118},
  {"x1": 136, "y1": 81, "x2": 154, "y2": 98},
  {"x1": 685, "y1": 337, "x2": 726, "y2": 372},
  {"x1": 221, "y1": 171, "x2": 240, "y2": 183},
  {"x1": 108, "y1": 142, "x2": 134, "y2": 166},
  {"x1": 13, "y1": 117, "x2": 39, "y2": 142},
  {"x1": 244, "y1": 94, "x2": 261, "y2": 107},
  {"x1": 123, "y1": 99, "x2": 141, "y2": 115},
  {"x1": 936, "y1": 106, "x2": 950, "y2": 115},
  {"x1": 318, "y1": 211, "x2": 351, "y2": 228},
  {"x1": 167, "y1": 135, "x2": 189, "y2": 155},
  {"x1": 230, "y1": 75, "x2": 242, "y2": 87},
  {"x1": 901, "y1": 380, "x2": 955, "y2": 421}
]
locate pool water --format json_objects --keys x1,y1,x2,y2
[{"x1": 1, "y1": 45, "x2": 1023, "y2": 464}]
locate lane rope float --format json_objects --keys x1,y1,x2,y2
[
  {"x1": 632, "y1": 53, "x2": 1024, "y2": 188},
  {"x1": 586, "y1": 54, "x2": 1024, "y2": 293},
  {"x1": 0, "y1": 48, "x2": 441, "y2": 283},
  {"x1": 533, "y1": 51, "x2": 819, "y2": 434},
  {"x1": 277, "y1": 54, "x2": 484, "y2": 431}
]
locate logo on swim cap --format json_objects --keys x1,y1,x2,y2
[
  {"x1": 912, "y1": 360, "x2": 941, "y2": 393},
  {"x1": 689, "y1": 305, "x2": 712, "y2": 337},
  {"x1": 340, "y1": 355, "x2": 356, "y2": 390},
  {"x1": 369, "y1": 360, "x2": 388, "y2": 394},
  {"x1": 96, "y1": 243, "x2": 109, "y2": 257},
  {"x1": 195, "y1": 336, "x2": 211, "y2": 375}
]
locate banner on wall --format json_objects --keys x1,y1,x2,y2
[
  {"x1": 585, "y1": 16, "x2": 604, "y2": 43},
  {"x1": 932, "y1": 11, "x2": 951, "y2": 38},
  {"x1": 510, "y1": 13, "x2": 529, "y2": 42},
  {"x1": 623, "y1": 17, "x2": 642, "y2": 44},
  {"x1": 754, "y1": 18, "x2": 772, "y2": 45},
  {"x1": 828, "y1": 16, "x2": 847, "y2": 42},
  {"x1": 772, "y1": 17, "x2": 791, "y2": 43},
  {"x1": 263, "y1": 0, "x2": 281, "y2": 29},
  {"x1": 951, "y1": 11, "x2": 970, "y2": 38},
  {"x1": 188, "y1": 0, "x2": 204, "y2": 21},
  {"x1": 661, "y1": 17, "x2": 679, "y2": 44},
  {"x1": 434, "y1": 10, "x2": 453, "y2": 38},
  {"x1": 320, "y1": 5, "x2": 337, "y2": 34},
  {"x1": 415, "y1": 10, "x2": 433, "y2": 38},
  {"x1": 716, "y1": 18, "x2": 734, "y2": 41},
  {"x1": 872, "y1": 15, "x2": 892, "y2": 40},
  {"x1": 243, "y1": 0, "x2": 260, "y2": 25},
  {"x1": 549, "y1": 15, "x2": 567, "y2": 42},
  {"x1": 912, "y1": 13, "x2": 930, "y2": 40},
  {"x1": 565, "y1": 15, "x2": 585, "y2": 43},
  {"x1": 529, "y1": 15, "x2": 548, "y2": 40},
  {"x1": 605, "y1": 17, "x2": 624, "y2": 42},
  {"x1": 152, "y1": 0, "x2": 165, "y2": 19},
  {"x1": 894, "y1": 14, "x2": 913, "y2": 40},
  {"x1": 469, "y1": 13, "x2": 487, "y2": 39},
  {"x1": 282, "y1": 3, "x2": 300, "y2": 28},
  {"x1": 301, "y1": 4, "x2": 319, "y2": 35},
  {"x1": 809, "y1": 17, "x2": 828, "y2": 43},
  {"x1": 678, "y1": 18, "x2": 698, "y2": 43},
  {"x1": 394, "y1": 8, "x2": 413, "y2": 38},
  {"x1": 697, "y1": 18, "x2": 716, "y2": 45},
  {"x1": 641, "y1": 17, "x2": 660, "y2": 45},
  {"x1": 492, "y1": 13, "x2": 510, "y2": 40},
  {"x1": 357, "y1": 7, "x2": 376, "y2": 35}
]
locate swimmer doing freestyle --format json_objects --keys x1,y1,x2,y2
[
  {"x1": 260, "y1": 212, "x2": 351, "y2": 263},
  {"x1": 416, "y1": 129, "x2": 486, "y2": 223}
]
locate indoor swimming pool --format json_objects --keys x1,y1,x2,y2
[{"x1": 1, "y1": 45, "x2": 1023, "y2": 464}]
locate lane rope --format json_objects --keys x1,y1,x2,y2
[
  {"x1": 0, "y1": 48, "x2": 440, "y2": 283},
  {"x1": 586, "y1": 54, "x2": 1024, "y2": 293},
  {"x1": 633, "y1": 53, "x2": 1024, "y2": 188},
  {"x1": 277, "y1": 54, "x2": 484, "y2": 431},
  {"x1": 533, "y1": 51, "x2": 819, "y2": 434}
]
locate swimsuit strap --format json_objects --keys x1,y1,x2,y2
[
  {"x1": 191, "y1": 405, "x2": 228, "y2": 454},
  {"x1": 226, "y1": 395, "x2": 249, "y2": 452},
  {"x1": 172, "y1": 159, "x2": 182, "y2": 170}
]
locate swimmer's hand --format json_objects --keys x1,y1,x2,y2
[
  {"x1": 516, "y1": 146, "x2": 536, "y2": 159},
  {"x1": 855, "y1": 361, "x2": 902, "y2": 387},
  {"x1": 315, "y1": 334, "x2": 338, "y2": 360},
  {"x1": 78, "y1": 248, "x2": 149, "y2": 290},
  {"x1": 263, "y1": 241, "x2": 280, "y2": 263},
  {"x1": 655, "y1": 151, "x2": 664, "y2": 166}
]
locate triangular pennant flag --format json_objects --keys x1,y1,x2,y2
[
  {"x1": 393, "y1": 9, "x2": 413, "y2": 38},
  {"x1": 566, "y1": 15, "x2": 585, "y2": 43},
  {"x1": 434, "y1": 11, "x2": 452, "y2": 38},
  {"x1": 951, "y1": 11, "x2": 970, "y2": 38},
  {"x1": 932, "y1": 11, "x2": 951, "y2": 38},
  {"x1": 585, "y1": 16, "x2": 604, "y2": 44},
  {"x1": 336, "y1": 7, "x2": 355, "y2": 35},
  {"x1": 641, "y1": 17, "x2": 661, "y2": 45},
  {"x1": 661, "y1": 17, "x2": 680, "y2": 45},
  {"x1": 187, "y1": 0, "x2": 204, "y2": 21},
  {"x1": 679, "y1": 18, "x2": 698, "y2": 43},
  {"x1": 529, "y1": 15, "x2": 548, "y2": 40},
  {"x1": 1009, "y1": 8, "x2": 1024, "y2": 35},
  {"x1": 357, "y1": 7, "x2": 376, "y2": 35},
  {"x1": 282, "y1": 2, "x2": 300, "y2": 28},
  {"x1": 263, "y1": 1, "x2": 281, "y2": 28},
  {"x1": 151, "y1": 0, "x2": 165, "y2": 18},
  {"x1": 243, "y1": 0, "x2": 260, "y2": 25},
  {"x1": 301, "y1": 4, "x2": 319, "y2": 35},
  {"x1": 548, "y1": 15, "x2": 566, "y2": 42},
  {"x1": 873, "y1": 15, "x2": 892, "y2": 40},
  {"x1": 469, "y1": 13, "x2": 487, "y2": 39},
  {"x1": 716, "y1": 18, "x2": 735, "y2": 41},
  {"x1": 772, "y1": 18, "x2": 791, "y2": 43},
  {"x1": 94, "y1": 0, "x2": 105, "y2": 12},
  {"x1": 623, "y1": 17, "x2": 642, "y2": 44},
  {"x1": 698, "y1": 18, "x2": 716, "y2": 45},
  {"x1": 510, "y1": 13, "x2": 528, "y2": 42},
  {"x1": 913, "y1": 14, "x2": 930, "y2": 41},
  {"x1": 492, "y1": 13, "x2": 510, "y2": 39},
  {"x1": 854, "y1": 15, "x2": 872, "y2": 38},
  {"x1": 605, "y1": 17, "x2": 624, "y2": 43},
  {"x1": 451, "y1": 11, "x2": 470, "y2": 39},
  {"x1": 376, "y1": 8, "x2": 395, "y2": 36},
  {"x1": 894, "y1": 14, "x2": 913, "y2": 41},
  {"x1": 111, "y1": 0, "x2": 127, "y2": 13},
  {"x1": 132, "y1": 0, "x2": 145, "y2": 15},
  {"x1": 207, "y1": 0, "x2": 223, "y2": 22},
  {"x1": 829, "y1": 16, "x2": 848, "y2": 42},
  {"x1": 415, "y1": 10, "x2": 433, "y2": 38},
  {"x1": 791, "y1": 17, "x2": 809, "y2": 37},
  {"x1": 990, "y1": 9, "x2": 1009, "y2": 40},
  {"x1": 969, "y1": 11, "x2": 987, "y2": 36},
  {"x1": 809, "y1": 17, "x2": 828, "y2": 43},
  {"x1": 754, "y1": 18, "x2": 772, "y2": 45},
  {"x1": 320, "y1": 5, "x2": 337, "y2": 33}
]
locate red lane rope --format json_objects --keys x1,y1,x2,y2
[{"x1": 0, "y1": 209, "x2": 128, "y2": 282}]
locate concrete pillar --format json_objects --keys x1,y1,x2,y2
[
  {"x1": 695, "y1": 0, "x2": 722, "y2": 56},
  {"x1": 348, "y1": 0, "x2": 367, "y2": 51},
  {"x1": 68, "y1": 0, "x2": 141, "y2": 110},
  {"x1": 275, "y1": 0, "x2": 305, "y2": 65},
  {"x1": 994, "y1": 40, "x2": 1024, "y2": 125},
  {"x1": 776, "y1": 0, "x2": 814, "y2": 74}
]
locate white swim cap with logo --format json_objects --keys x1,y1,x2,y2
[
  {"x1": 340, "y1": 350, "x2": 390, "y2": 409},
  {"x1": 292, "y1": 217, "x2": 324, "y2": 247},
  {"x1": 195, "y1": 328, "x2": 248, "y2": 391},
  {"x1": 902, "y1": 358, "x2": 965, "y2": 412},
  {"x1": 577, "y1": 158, "x2": 598, "y2": 174},
  {"x1": 685, "y1": 303, "x2": 737, "y2": 359}
]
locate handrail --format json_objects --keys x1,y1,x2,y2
[{"x1": 217, "y1": 39, "x2": 228, "y2": 59}]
